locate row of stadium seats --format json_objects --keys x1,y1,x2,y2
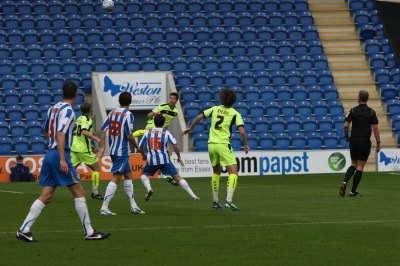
[
  {"x1": 0, "y1": 40, "x2": 325, "y2": 61},
  {"x1": 184, "y1": 100, "x2": 343, "y2": 120},
  {"x1": 0, "y1": 103, "x2": 83, "y2": 122},
  {"x1": 0, "y1": 136, "x2": 47, "y2": 155},
  {"x1": 0, "y1": 26, "x2": 320, "y2": 46},
  {"x1": 0, "y1": 0, "x2": 309, "y2": 16},
  {"x1": 1, "y1": 11, "x2": 314, "y2": 30},
  {"x1": 180, "y1": 85, "x2": 339, "y2": 103},
  {"x1": 1, "y1": 88, "x2": 85, "y2": 105},
  {"x1": 193, "y1": 131, "x2": 348, "y2": 151}
]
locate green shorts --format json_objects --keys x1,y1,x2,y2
[
  {"x1": 71, "y1": 151, "x2": 98, "y2": 167},
  {"x1": 208, "y1": 143, "x2": 237, "y2": 167}
]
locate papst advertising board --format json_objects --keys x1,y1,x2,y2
[
  {"x1": 377, "y1": 149, "x2": 400, "y2": 172},
  {"x1": 170, "y1": 150, "x2": 352, "y2": 177},
  {"x1": 97, "y1": 72, "x2": 167, "y2": 110}
]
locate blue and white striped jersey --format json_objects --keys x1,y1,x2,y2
[
  {"x1": 43, "y1": 102, "x2": 76, "y2": 151},
  {"x1": 139, "y1": 127, "x2": 177, "y2": 165},
  {"x1": 101, "y1": 107, "x2": 134, "y2": 156}
]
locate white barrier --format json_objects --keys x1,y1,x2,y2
[{"x1": 377, "y1": 149, "x2": 400, "y2": 172}]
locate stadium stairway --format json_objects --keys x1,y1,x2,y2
[{"x1": 309, "y1": 0, "x2": 397, "y2": 172}]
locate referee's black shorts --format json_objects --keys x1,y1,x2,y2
[{"x1": 349, "y1": 137, "x2": 371, "y2": 161}]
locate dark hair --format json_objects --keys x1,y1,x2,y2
[
  {"x1": 219, "y1": 89, "x2": 236, "y2": 108},
  {"x1": 358, "y1": 90, "x2": 369, "y2": 102},
  {"x1": 16, "y1": 155, "x2": 23, "y2": 161},
  {"x1": 119, "y1": 92, "x2": 132, "y2": 106},
  {"x1": 154, "y1": 114, "x2": 165, "y2": 127},
  {"x1": 80, "y1": 102, "x2": 91, "y2": 114},
  {"x1": 62, "y1": 81, "x2": 78, "y2": 100},
  {"x1": 170, "y1": 92, "x2": 179, "y2": 101}
]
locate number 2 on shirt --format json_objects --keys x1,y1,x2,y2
[{"x1": 109, "y1": 121, "x2": 122, "y2": 136}]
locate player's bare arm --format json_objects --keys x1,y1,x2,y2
[
  {"x1": 96, "y1": 130, "x2": 106, "y2": 158},
  {"x1": 56, "y1": 131, "x2": 68, "y2": 174},
  {"x1": 372, "y1": 124, "x2": 381, "y2": 152},
  {"x1": 172, "y1": 143, "x2": 184, "y2": 166},
  {"x1": 183, "y1": 113, "x2": 205, "y2": 135},
  {"x1": 82, "y1": 130, "x2": 100, "y2": 143},
  {"x1": 238, "y1": 126, "x2": 250, "y2": 154},
  {"x1": 344, "y1": 121, "x2": 350, "y2": 142}
]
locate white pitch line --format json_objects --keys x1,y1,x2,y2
[
  {"x1": 0, "y1": 190, "x2": 24, "y2": 194},
  {"x1": 1, "y1": 219, "x2": 399, "y2": 235}
]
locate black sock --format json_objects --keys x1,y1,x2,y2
[
  {"x1": 351, "y1": 170, "x2": 363, "y2": 193},
  {"x1": 343, "y1": 166, "x2": 356, "y2": 184}
]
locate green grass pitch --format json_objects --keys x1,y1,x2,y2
[{"x1": 1, "y1": 172, "x2": 400, "y2": 266}]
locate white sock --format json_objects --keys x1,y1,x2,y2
[
  {"x1": 141, "y1": 174, "x2": 152, "y2": 192},
  {"x1": 74, "y1": 197, "x2": 94, "y2": 236},
  {"x1": 124, "y1": 180, "x2": 138, "y2": 209},
  {"x1": 92, "y1": 186, "x2": 99, "y2": 194},
  {"x1": 212, "y1": 191, "x2": 219, "y2": 203},
  {"x1": 20, "y1": 199, "x2": 45, "y2": 233},
  {"x1": 101, "y1": 181, "x2": 117, "y2": 210},
  {"x1": 226, "y1": 188, "x2": 235, "y2": 203},
  {"x1": 178, "y1": 179, "x2": 196, "y2": 198}
]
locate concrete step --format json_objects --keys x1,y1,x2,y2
[
  {"x1": 331, "y1": 69, "x2": 373, "y2": 78},
  {"x1": 333, "y1": 76, "x2": 375, "y2": 85}
]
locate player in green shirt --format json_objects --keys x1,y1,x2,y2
[
  {"x1": 132, "y1": 92, "x2": 179, "y2": 138},
  {"x1": 183, "y1": 89, "x2": 250, "y2": 211},
  {"x1": 71, "y1": 102, "x2": 103, "y2": 200}
]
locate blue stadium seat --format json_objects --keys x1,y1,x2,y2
[
  {"x1": 215, "y1": 41, "x2": 231, "y2": 57},
  {"x1": 266, "y1": 56, "x2": 282, "y2": 71},
  {"x1": 109, "y1": 58, "x2": 125, "y2": 72},
  {"x1": 165, "y1": 27, "x2": 180, "y2": 42},
  {"x1": 13, "y1": 137, "x2": 29, "y2": 155},
  {"x1": 287, "y1": 70, "x2": 302, "y2": 86},
  {"x1": 307, "y1": 132, "x2": 323, "y2": 150},
  {"x1": 51, "y1": 14, "x2": 67, "y2": 30},
  {"x1": 74, "y1": 43, "x2": 90, "y2": 58},
  {"x1": 175, "y1": 72, "x2": 192, "y2": 87},
  {"x1": 172, "y1": 56, "x2": 188, "y2": 72},
  {"x1": 169, "y1": 42, "x2": 184, "y2": 57},
  {"x1": 319, "y1": 70, "x2": 334, "y2": 85},
  {"x1": 291, "y1": 132, "x2": 307, "y2": 150},
  {"x1": 26, "y1": 43, "x2": 42, "y2": 59},
  {"x1": 240, "y1": 71, "x2": 255, "y2": 86},
  {"x1": 193, "y1": 71, "x2": 208, "y2": 87},
  {"x1": 204, "y1": 56, "x2": 219, "y2": 72},
  {"x1": 66, "y1": 14, "x2": 82, "y2": 29},
  {"x1": 275, "y1": 132, "x2": 291, "y2": 150},
  {"x1": 193, "y1": 133, "x2": 208, "y2": 151},
  {"x1": 80, "y1": 0, "x2": 95, "y2": 14},
  {"x1": 7, "y1": 105, "x2": 23, "y2": 121},
  {"x1": 0, "y1": 44, "x2": 10, "y2": 59},
  {"x1": 281, "y1": 101, "x2": 297, "y2": 118},
  {"x1": 261, "y1": 40, "x2": 277, "y2": 57},
  {"x1": 199, "y1": 41, "x2": 215, "y2": 56},
  {"x1": 184, "y1": 102, "x2": 201, "y2": 120},
  {"x1": 230, "y1": 133, "x2": 243, "y2": 151},
  {"x1": 251, "y1": 55, "x2": 267, "y2": 71},
  {"x1": 64, "y1": 73, "x2": 80, "y2": 88},
  {"x1": 309, "y1": 40, "x2": 324, "y2": 55},
  {"x1": 14, "y1": 59, "x2": 29, "y2": 75},
  {"x1": 210, "y1": 26, "x2": 225, "y2": 41},
  {"x1": 20, "y1": 89, "x2": 36, "y2": 105},
  {"x1": 98, "y1": 13, "x2": 114, "y2": 29},
  {"x1": 2, "y1": 1, "x2": 17, "y2": 14},
  {"x1": 48, "y1": 73, "x2": 63, "y2": 90},
  {"x1": 105, "y1": 43, "x2": 121, "y2": 58},
  {"x1": 42, "y1": 44, "x2": 57, "y2": 60},
  {"x1": 230, "y1": 41, "x2": 246, "y2": 56},
  {"x1": 302, "y1": 116, "x2": 317, "y2": 133},
  {"x1": 224, "y1": 71, "x2": 240, "y2": 87},
  {"x1": 263, "y1": 99, "x2": 280, "y2": 116},
  {"x1": 220, "y1": 56, "x2": 235, "y2": 72},
  {"x1": 3, "y1": 89, "x2": 19, "y2": 105},
  {"x1": 235, "y1": 102, "x2": 250, "y2": 117},
  {"x1": 243, "y1": 86, "x2": 260, "y2": 102},
  {"x1": 9, "y1": 44, "x2": 26, "y2": 60},
  {"x1": 0, "y1": 106, "x2": 6, "y2": 121},
  {"x1": 255, "y1": 71, "x2": 270, "y2": 86},
  {"x1": 1, "y1": 74, "x2": 16, "y2": 90},
  {"x1": 0, "y1": 121, "x2": 9, "y2": 137},
  {"x1": 61, "y1": 58, "x2": 77, "y2": 74},
  {"x1": 141, "y1": 57, "x2": 157, "y2": 71},
  {"x1": 258, "y1": 132, "x2": 274, "y2": 150},
  {"x1": 102, "y1": 28, "x2": 117, "y2": 43},
  {"x1": 249, "y1": 101, "x2": 264, "y2": 118},
  {"x1": 4, "y1": 15, "x2": 19, "y2": 30},
  {"x1": 8, "y1": 29, "x2": 23, "y2": 44},
  {"x1": 276, "y1": 86, "x2": 292, "y2": 101},
  {"x1": 380, "y1": 84, "x2": 397, "y2": 101},
  {"x1": 308, "y1": 85, "x2": 324, "y2": 101},
  {"x1": 36, "y1": 89, "x2": 52, "y2": 106},
  {"x1": 313, "y1": 100, "x2": 329, "y2": 117},
  {"x1": 0, "y1": 137, "x2": 13, "y2": 155},
  {"x1": 359, "y1": 24, "x2": 375, "y2": 41},
  {"x1": 10, "y1": 121, "x2": 25, "y2": 137},
  {"x1": 208, "y1": 71, "x2": 224, "y2": 86},
  {"x1": 318, "y1": 116, "x2": 334, "y2": 132},
  {"x1": 247, "y1": 133, "x2": 259, "y2": 150},
  {"x1": 221, "y1": 12, "x2": 237, "y2": 27},
  {"x1": 24, "y1": 29, "x2": 39, "y2": 45},
  {"x1": 271, "y1": 71, "x2": 286, "y2": 86},
  {"x1": 272, "y1": 26, "x2": 288, "y2": 41},
  {"x1": 302, "y1": 70, "x2": 319, "y2": 86},
  {"x1": 283, "y1": 56, "x2": 298, "y2": 71},
  {"x1": 286, "y1": 116, "x2": 301, "y2": 133},
  {"x1": 270, "y1": 117, "x2": 285, "y2": 133},
  {"x1": 180, "y1": 87, "x2": 197, "y2": 103},
  {"x1": 59, "y1": 43, "x2": 74, "y2": 59},
  {"x1": 387, "y1": 99, "x2": 400, "y2": 116},
  {"x1": 329, "y1": 100, "x2": 345, "y2": 116},
  {"x1": 23, "y1": 105, "x2": 39, "y2": 121},
  {"x1": 146, "y1": 13, "x2": 160, "y2": 28},
  {"x1": 292, "y1": 85, "x2": 308, "y2": 101},
  {"x1": 38, "y1": 105, "x2": 50, "y2": 120},
  {"x1": 253, "y1": 117, "x2": 269, "y2": 133}
]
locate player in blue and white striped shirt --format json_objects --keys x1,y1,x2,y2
[
  {"x1": 97, "y1": 92, "x2": 146, "y2": 215},
  {"x1": 139, "y1": 114, "x2": 199, "y2": 201},
  {"x1": 17, "y1": 81, "x2": 110, "y2": 242}
]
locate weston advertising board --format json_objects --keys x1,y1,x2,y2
[
  {"x1": 97, "y1": 72, "x2": 167, "y2": 110},
  {"x1": 377, "y1": 149, "x2": 400, "y2": 172}
]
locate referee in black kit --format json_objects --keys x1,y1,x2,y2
[{"x1": 339, "y1": 90, "x2": 381, "y2": 197}]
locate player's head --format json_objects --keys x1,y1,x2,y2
[
  {"x1": 16, "y1": 155, "x2": 23, "y2": 164},
  {"x1": 80, "y1": 102, "x2": 91, "y2": 115},
  {"x1": 62, "y1": 81, "x2": 77, "y2": 100},
  {"x1": 169, "y1": 92, "x2": 179, "y2": 106},
  {"x1": 119, "y1": 92, "x2": 132, "y2": 106},
  {"x1": 219, "y1": 89, "x2": 236, "y2": 108},
  {"x1": 358, "y1": 90, "x2": 369, "y2": 103},
  {"x1": 154, "y1": 114, "x2": 165, "y2": 127}
]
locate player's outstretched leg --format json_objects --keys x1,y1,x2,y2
[
  {"x1": 124, "y1": 179, "x2": 145, "y2": 214},
  {"x1": 225, "y1": 174, "x2": 240, "y2": 211},
  {"x1": 141, "y1": 174, "x2": 154, "y2": 201},
  {"x1": 211, "y1": 174, "x2": 221, "y2": 208},
  {"x1": 100, "y1": 181, "x2": 117, "y2": 215},
  {"x1": 177, "y1": 178, "x2": 199, "y2": 200}
]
